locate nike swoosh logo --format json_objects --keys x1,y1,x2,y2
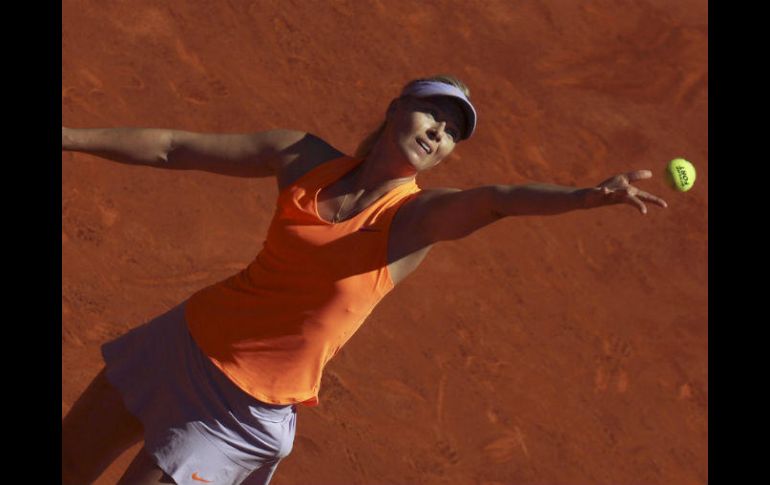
[
  {"x1": 358, "y1": 227, "x2": 380, "y2": 232},
  {"x1": 192, "y1": 472, "x2": 213, "y2": 482}
]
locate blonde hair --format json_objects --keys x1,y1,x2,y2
[{"x1": 354, "y1": 74, "x2": 471, "y2": 159}]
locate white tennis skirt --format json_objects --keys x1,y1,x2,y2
[{"x1": 101, "y1": 299, "x2": 297, "y2": 485}]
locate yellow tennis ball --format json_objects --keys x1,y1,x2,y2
[{"x1": 665, "y1": 158, "x2": 696, "y2": 192}]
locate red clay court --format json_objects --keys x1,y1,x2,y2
[{"x1": 62, "y1": 1, "x2": 707, "y2": 484}]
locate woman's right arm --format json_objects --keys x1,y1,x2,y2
[{"x1": 61, "y1": 127, "x2": 323, "y2": 178}]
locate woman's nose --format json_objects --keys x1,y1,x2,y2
[{"x1": 428, "y1": 121, "x2": 447, "y2": 141}]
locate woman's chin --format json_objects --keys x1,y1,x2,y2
[{"x1": 404, "y1": 146, "x2": 428, "y2": 169}]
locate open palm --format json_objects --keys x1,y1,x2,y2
[{"x1": 586, "y1": 170, "x2": 668, "y2": 214}]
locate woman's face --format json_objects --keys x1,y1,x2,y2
[{"x1": 386, "y1": 95, "x2": 466, "y2": 171}]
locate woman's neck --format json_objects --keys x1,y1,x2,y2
[{"x1": 349, "y1": 136, "x2": 417, "y2": 194}]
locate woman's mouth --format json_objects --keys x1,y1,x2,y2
[{"x1": 416, "y1": 138, "x2": 432, "y2": 155}]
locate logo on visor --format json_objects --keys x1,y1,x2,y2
[{"x1": 192, "y1": 472, "x2": 213, "y2": 482}]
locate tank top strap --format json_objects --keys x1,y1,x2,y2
[{"x1": 287, "y1": 155, "x2": 360, "y2": 194}]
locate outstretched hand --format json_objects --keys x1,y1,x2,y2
[{"x1": 585, "y1": 170, "x2": 668, "y2": 214}]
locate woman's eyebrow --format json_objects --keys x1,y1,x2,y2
[
  {"x1": 421, "y1": 100, "x2": 463, "y2": 133},
  {"x1": 438, "y1": 107, "x2": 463, "y2": 132},
  {"x1": 441, "y1": 110, "x2": 462, "y2": 133}
]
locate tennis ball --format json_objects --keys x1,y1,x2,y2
[{"x1": 665, "y1": 158, "x2": 696, "y2": 192}]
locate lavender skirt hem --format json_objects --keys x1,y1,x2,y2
[{"x1": 100, "y1": 299, "x2": 297, "y2": 485}]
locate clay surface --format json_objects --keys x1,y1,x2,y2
[{"x1": 62, "y1": 1, "x2": 707, "y2": 483}]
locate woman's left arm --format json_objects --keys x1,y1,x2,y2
[
  {"x1": 415, "y1": 170, "x2": 667, "y2": 245},
  {"x1": 494, "y1": 170, "x2": 668, "y2": 217}
]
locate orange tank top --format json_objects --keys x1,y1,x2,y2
[{"x1": 184, "y1": 155, "x2": 422, "y2": 407}]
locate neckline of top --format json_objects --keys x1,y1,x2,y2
[{"x1": 313, "y1": 157, "x2": 415, "y2": 225}]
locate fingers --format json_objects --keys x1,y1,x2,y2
[
  {"x1": 627, "y1": 193, "x2": 647, "y2": 214},
  {"x1": 610, "y1": 187, "x2": 662, "y2": 214},
  {"x1": 635, "y1": 190, "x2": 668, "y2": 208},
  {"x1": 626, "y1": 170, "x2": 652, "y2": 182},
  {"x1": 594, "y1": 170, "x2": 670, "y2": 214},
  {"x1": 597, "y1": 170, "x2": 652, "y2": 190}
]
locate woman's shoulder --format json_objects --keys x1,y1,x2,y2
[{"x1": 275, "y1": 134, "x2": 348, "y2": 192}]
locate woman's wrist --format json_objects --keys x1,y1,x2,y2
[
  {"x1": 575, "y1": 187, "x2": 596, "y2": 210},
  {"x1": 62, "y1": 127, "x2": 74, "y2": 150}
]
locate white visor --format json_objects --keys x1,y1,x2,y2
[{"x1": 400, "y1": 80, "x2": 477, "y2": 140}]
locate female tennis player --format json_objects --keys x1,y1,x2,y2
[{"x1": 61, "y1": 75, "x2": 667, "y2": 485}]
